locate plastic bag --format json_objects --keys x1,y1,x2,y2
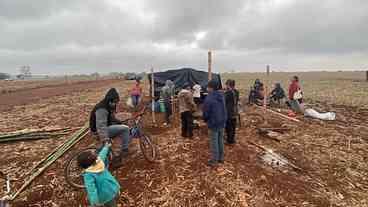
[
  {"x1": 126, "y1": 97, "x2": 133, "y2": 108},
  {"x1": 304, "y1": 108, "x2": 336, "y2": 121}
]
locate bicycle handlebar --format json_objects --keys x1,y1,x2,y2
[{"x1": 123, "y1": 103, "x2": 150, "y2": 123}]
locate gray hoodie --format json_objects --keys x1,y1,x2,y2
[{"x1": 161, "y1": 80, "x2": 175, "y2": 100}]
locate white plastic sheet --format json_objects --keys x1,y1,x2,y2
[{"x1": 304, "y1": 108, "x2": 336, "y2": 121}]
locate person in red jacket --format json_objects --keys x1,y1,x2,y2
[
  {"x1": 287, "y1": 76, "x2": 304, "y2": 113},
  {"x1": 130, "y1": 79, "x2": 143, "y2": 108}
]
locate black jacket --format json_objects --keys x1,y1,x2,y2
[
  {"x1": 224, "y1": 89, "x2": 239, "y2": 119},
  {"x1": 89, "y1": 88, "x2": 121, "y2": 133}
]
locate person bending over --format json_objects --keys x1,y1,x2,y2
[{"x1": 78, "y1": 142, "x2": 120, "y2": 207}]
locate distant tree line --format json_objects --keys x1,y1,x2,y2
[{"x1": 0, "y1": 73, "x2": 10, "y2": 80}]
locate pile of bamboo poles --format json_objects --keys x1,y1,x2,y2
[
  {"x1": 0, "y1": 128, "x2": 72, "y2": 143},
  {"x1": 9, "y1": 123, "x2": 89, "y2": 201}
]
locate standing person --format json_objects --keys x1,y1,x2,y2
[
  {"x1": 203, "y1": 80, "x2": 227, "y2": 166},
  {"x1": 224, "y1": 79, "x2": 239, "y2": 145},
  {"x1": 78, "y1": 142, "x2": 120, "y2": 207},
  {"x1": 130, "y1": 79, "x2": 143, "y2": 108},
  {"x1": 160, "y1": 80, "x2": 175, "y2": 126},
  {"x1": 178, "y1": 83, "x2": 196, "y2": 138},
  {"x1": 89, "y1": 88, "x2": 130, "y2": 166},
  {"x1": 288, "y1": 76, "x2": 304, "y2": 113},
  {"x1": 192, "y1": 83, "x2": 202, "y2": 106}
]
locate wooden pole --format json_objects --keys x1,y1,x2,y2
[
  {"x1": 257, "y1": 106, "x2": 300, "y2": 122},
  {"x1": 366, "y1": 70, "x2": 368, "y2": 82},
  {"x1": 264, "y1": 65, "x2": 270, "y2": 109},
  {"x1": 208, "y1": 50, "x2": 212, "y2": 80},
  {"x1": 150, "y1": 67, "x2": 156, "y2": 124}
]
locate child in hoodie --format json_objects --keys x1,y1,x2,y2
[
  {"x1": 203, "y1": 80, "x2": 227, "y2": 166},
  {"x1": 78, "y1": 143, "x2": 120, "y2": 207}
]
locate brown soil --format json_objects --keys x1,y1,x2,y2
[
  {"x1": 0, "y1": 79, "x2": 122, "y2": 111},
  {"x1": 0, "y1": 80, "x2": 367, "y2": 207}
]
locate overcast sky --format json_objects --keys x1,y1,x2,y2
[{"x1": 0, "y1": 0, "x2": 367, "y2": 75}]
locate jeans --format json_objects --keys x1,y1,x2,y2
[
  {"x1": 107, "y1": 125, "x2": 130, "y2": 152},
  {"x1": 131, "y1": 95, "x2": 140, "y2": 107},
  {"x1": 209, "y1": 128, "x2": 224, "y2": 162},
  {"x1": 288, "y1": 99, "x2": 303, "y2": 113},
  {"x1": 225, "y1": 118, "x2": 237, "y2": 144},
  {"x1": 164, "y1": 99, "x2": 172, "y2": 123},
  {"x1": 181, "y1": 111, "x2": 193, "y2": 138}
]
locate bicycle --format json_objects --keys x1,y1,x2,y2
[{"x1": 64, "y1": 104, "x2": 157, "y2": 190}]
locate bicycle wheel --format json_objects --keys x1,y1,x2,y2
[
  {"x1": 64, "y1": 147, "x2": 97, "y2": 189},
  {"x1": 139, "y1": 134, "x2": 157, "y2": 162}
]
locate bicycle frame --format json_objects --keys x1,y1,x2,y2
[
  {"x1": 127, "y1": 104, "x2": 148, "y2": 139},
  {"x1": 129, "y1": 115, "x2": 143, "y2": 139}
]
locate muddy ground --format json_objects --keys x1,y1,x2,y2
[{"x1": 0, "y1": 79, "x2": 367, "y2": 206}]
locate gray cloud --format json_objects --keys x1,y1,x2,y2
[{"x1": 0, "y1": 0, "x2": 367, "y2": 75}]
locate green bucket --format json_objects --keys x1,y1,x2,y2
[{"x1": 159, "y1": 99, "x2": 166, "y2": 113}]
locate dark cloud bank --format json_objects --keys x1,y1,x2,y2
[{"x1": 0, "y1": 0, "x2": 367, "y2": 75}]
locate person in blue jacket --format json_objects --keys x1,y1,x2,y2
[
  {"x1": 202, "y1": 80, "x2": 227, "y2": 166},
  {"x1": 77, "y1": 143, "x2": 120, "y2": 207}
]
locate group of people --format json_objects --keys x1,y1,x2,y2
[
  {"x1": 158, "y1": 79, "x2": 240, "y2": 166},
  {"x1": 77, "y1": 75, "x2": 303, "y2": 206},
  {"x1": 248, "y1": 75, "x2": 304, "y2": 114}
]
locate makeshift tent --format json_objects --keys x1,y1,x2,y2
[{"x1": 148, "y1": 68, "x2": 222, "y2": 98}]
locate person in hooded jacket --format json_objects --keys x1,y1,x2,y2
[
  {"x1": 78, "y1": 142, "x2": 120, "y2": 207},
  {"x1": 248, "y1": 79, "x2": 264, "y2": 105},
  {"x1": 89, "y1": 88, "x2": 130, "y2": 165},
  {"x1": 160, "y1": 80, "x2": 175, "y2": 125},
  {"x1": 269, "y1": 83, "x2": 286, "y2": 105},
  {"x1": 203, "y1": 80, "x2": 227, "y2": 166}
]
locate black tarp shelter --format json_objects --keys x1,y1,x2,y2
[{"x1": 148, "y1": 68, "x2": 222, "y2": 97}]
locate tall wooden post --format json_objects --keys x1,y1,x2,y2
[
  {"x1": 150, "y1": 67, "x2": 156, "y2": 124},
  {"x1": 208, "y1": 50, "x2": 212, "y2": 80},
  {"x1": 366, "y1": 70, "x2": 368, "y2": 82},
  {"x1": 264, "y1": 65, "x2": 270, "y2": 109}
]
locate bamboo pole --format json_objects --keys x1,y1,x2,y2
[
  {"x1": 263, "y1": 65, "x2": 270, "y2": 109},
  {"x1": 10, "y1": 126, "x2": 89, "y2": 200},
  {"x1": 0, "y1": 128, "x2": 71, "y2": 139},
  {"x1": 256, "y1": 106, "x2": 300, "y2": 122},
  {"x1": 25, "y1": 124, "x2": 88, "y2": 176},
  {"x1": 0, "y1": 134, "x2": 66, "y2": 143}
]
